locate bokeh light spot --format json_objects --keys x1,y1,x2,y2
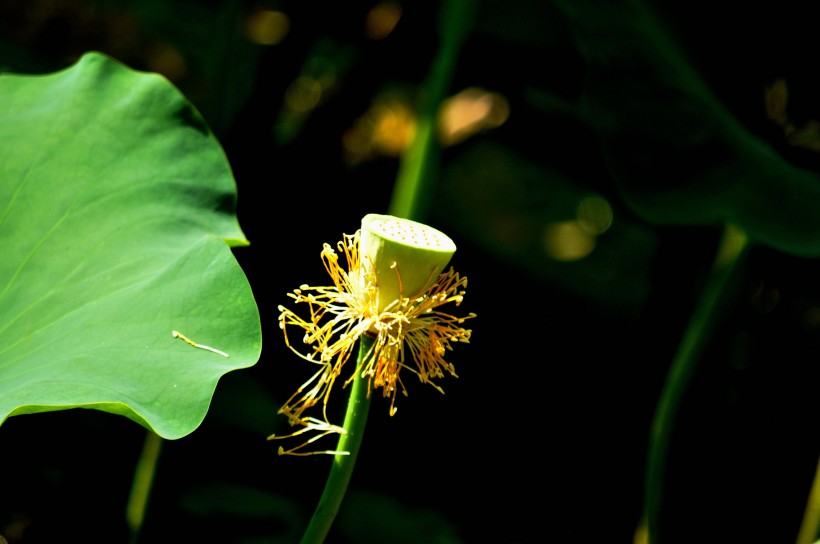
[
  {"x1": 577, "y1": 195, "x2": 613, "y2": 235},
  {"x1": 146, "y1": 43, "x2": 187, "y2": 82},
  {"x1": 284, "y1": 76, "x2": 323, "y2": 114},
  {"x1": 372, "y1": 101, "x2": 416, "y2": 155},
  {"x1": 342, "y1": 97, "x2": 416, "y2": 163},
  {"x1": 542, "y1": 221, "x2": 596, "y2": 261},
  {"x1": 245, "y1": 9, "x2": 290, "y2": 46},
  {"x1": 365, "y1": 1, "x2": 402, "y2": 40},
  {"x1": 439, "y1": 87, "x2": 510, "y2": 145}
]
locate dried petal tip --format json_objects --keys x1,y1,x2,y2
[{"x1": 360, "y1": 214, "x2": 456, "y2": 311}]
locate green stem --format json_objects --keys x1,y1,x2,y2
[
  {"x1": 389, "y1": 0, "x2": 474, "y2": 221},
  {"x1": 299, "y1": 334, "x2": 375, "y2": 544},
  {"x1": 126, "y1": 430, "x2": 163, "y2": 544},
  {"x1": 796, "y1": 454, "x2": 820, "y2": 544},
  {"x1": 644, "y1": 224, "x2": 749, "y2": 543}
]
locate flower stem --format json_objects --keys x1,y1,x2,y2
[
  {"x1": 644, "y1": 224, "x2": 749, "y2": 543},
  {"x1": 299, "y1": 334, "x2": 375, "y2": 544},
  {"x1": 389, "y1": 0, "x2": 474, "y2": 221},
  {"x1": 126, "y1": 430, "x2": 163, "y2": 544},
  {"x1": 796, "y1": 454, "x2": 820, "y2": 544}
]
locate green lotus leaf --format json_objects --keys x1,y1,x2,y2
[
  {"x1": 556, "y1": 0, "x2": 820, "y2": 257},
  {"x1": 0, "y1": 52, "x2": 261, "y2": 439}
]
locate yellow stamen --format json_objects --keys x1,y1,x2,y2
[{"x1": 271, "y1": 227, "x2": 474, "y2": 454}]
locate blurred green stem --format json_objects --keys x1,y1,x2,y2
[
  {"x1": 644, "y1": 224, "x2": 749, "y2": 543},
  {"x1": 300, "y1": 334, "x2": 375, "y2": 544},
  {"x1": 796, "y1": 455, "x2": 820, "y2": 544},
  {"x1": 126, "y1": 430, "x2": 163, "y2": 544},
  {"x1": 389, "y1": 0, "x2": 474, "y2": 222}
]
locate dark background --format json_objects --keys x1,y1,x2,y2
[{"x1": 2, "y1": 1, "x2": 819, "y2": 543}]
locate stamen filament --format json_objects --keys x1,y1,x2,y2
[{"x1": 274, "y1": 227, "x2": 474, "y2": 454}]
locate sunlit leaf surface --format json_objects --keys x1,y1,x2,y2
[{"x1": 0, "y1": 52, "x2": 261, "y2": 439}]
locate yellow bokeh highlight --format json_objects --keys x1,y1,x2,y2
[
  {"x1": 245, "y1": 10, "x2": 290, "y2": 46},
  {"x1": 146, "y1": 43, "x2": 187, "y2": 82},
  {"x1": 342, "y1": 86, "x2": 509, "y2": 164},
  {"x1": 342, "y1": 98, "x2": 416, "y2": 163},
  {"x1": 372, "y1": 101, "x2": 416, "y2": 155},
  {"x1": 542, "y1": 220, "x2": 596, "y2": 261},
  {"x1": 439, "y1": 87, "x2": 510, "y2": 145},
  {"x1": 365, "y1": 1, "x2": 402, "y2": 40}
]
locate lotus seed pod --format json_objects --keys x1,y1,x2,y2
[{"x1": 359, "y1": 214, "x2": 456, "y2": 312}]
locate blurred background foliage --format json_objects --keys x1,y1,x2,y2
[{"x1": 1, "y1": 0, "x2": 819, "y2": 542}]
